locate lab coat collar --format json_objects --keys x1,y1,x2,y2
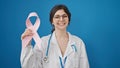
[{"x1": 51, "y1": 31, "x2": 75, "y2": 58}]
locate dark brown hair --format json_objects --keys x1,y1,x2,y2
[{"x1": 49, "y1": 4, "x2": 71, "y2": 32}]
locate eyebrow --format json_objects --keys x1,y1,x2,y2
[{"x1": 54, "y1": 14, "x2": 67, "y2": 16}]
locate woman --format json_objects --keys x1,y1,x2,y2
[{"x1": 21, "y1": 4, "x2": 89, "y2": 68}]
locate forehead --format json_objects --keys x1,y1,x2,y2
[{"x1": 54, "y1": 9, "x2": 67, "y2": 15}]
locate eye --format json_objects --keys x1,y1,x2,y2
[
  {"x1": 54, "y1": 16, "x2": 60, "y2": 19},
  {"x1": 62, "y1": 15, "x2": 68, "y2": 18},
  {"x1": 53, "y1": 14, "x2": 68, "y2": 19}
]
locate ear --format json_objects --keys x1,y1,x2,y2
[
  {"x1": 52, "y1": 23, "x2": 54, "y2": 25},
  {"x1": 52, "y1": 24, "x2": 54, "y2": 27}
]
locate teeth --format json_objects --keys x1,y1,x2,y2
[{"x1": 58, "y1": 23, "x2": 65, "y2": 26}]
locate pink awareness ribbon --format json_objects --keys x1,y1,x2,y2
[{"x1": 22, "y1": 12, "x2": 42, "y2": 49}]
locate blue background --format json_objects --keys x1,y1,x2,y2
[{"x1": 0, "y1": 0, "x2": 120, "y2": 68}]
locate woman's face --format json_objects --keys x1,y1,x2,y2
[{"x1": 52, "y1": 9, "x2": 69, "y2": 31}]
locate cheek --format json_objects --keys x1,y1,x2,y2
[
  {"x1": 66, "y1": 19, "x2": 69, "y2": 24},
  {"x1": 52, "y1": 20, "x2": 58, "y2": 24},
  {"x1": 66, "y1": 18, "x2": 69, "y2": 22}
]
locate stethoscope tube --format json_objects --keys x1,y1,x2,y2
[
  {"x1": 59, "y1": 56, "x2": 67, "y2": 68},
  {"x1": 43, "y1": 34, "x2": 53, "y2": 63},
  {"x1": 71, "y1": 44, "x2": 77, "y2": 52},
  {"x1": 46, "y1": 33, "x2": 53, "y2": 56}
]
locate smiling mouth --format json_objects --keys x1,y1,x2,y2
[{"x1": 57, "y1": 23, "x2": 66, "y2": 26}]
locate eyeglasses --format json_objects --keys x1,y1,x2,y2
[{"x1": 53, "y1": 14, "x2": 68, "y2": 20}]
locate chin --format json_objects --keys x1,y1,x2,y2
[{"x1": 57, "y1": 26, "x2": 67, "y2": 30}]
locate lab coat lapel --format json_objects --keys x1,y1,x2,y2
[
  {"x1": 50, "y1": 32, "x2": 62, "y2": 57},
  {"x1": 64, "y1": 32, "x2": 75, "y2": 57},
  {"x1": 64, "y1": 33, "x2": 77, "y2": 68}
]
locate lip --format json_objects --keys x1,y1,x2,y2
[{"x1": 57, "y1": 23, "x2": 66, "y2": 26}]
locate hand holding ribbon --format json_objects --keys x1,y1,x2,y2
[{"x1": 22, "y1": 12, "x2": 42, "y2": 49}]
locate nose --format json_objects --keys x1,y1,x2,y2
[{"x1": 59, "y1": 16, "x2": 64, "y2": 21}]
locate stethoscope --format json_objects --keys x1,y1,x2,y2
[
  {"x1": 43, "y1": 33, "x2": 77, "y2": 68},
  {"x1": 43, "y1": 33, "x2": 53, "y2": 63}
]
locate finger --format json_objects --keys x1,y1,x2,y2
[
  {"x1": 21, "y1": 32, "x2": 34, "y2": 40},
  {"x1": 21, "y1": 28, "x2": 33, "y2": 40},
  {"x1": 25, "y1": 29, "x2": 32, "y2": 33}
]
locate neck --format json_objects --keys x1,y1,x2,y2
[{"x1": 55, "y1": 29, "x2": 68, "y2": 39}]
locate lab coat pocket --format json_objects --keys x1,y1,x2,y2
[
  {"x1": 67, "y1": 52, "x2": 79, "y2": 68},
  {"x1": 73, "y1": 53, "x2": 79, "y2": 68}
]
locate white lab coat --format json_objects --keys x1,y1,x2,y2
[{"x1": 20, "y1": 32, "x2": 89, "y2": 68}]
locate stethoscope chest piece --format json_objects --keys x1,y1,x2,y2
[{"x1": 43, "y1": 56, "x2": 49, "y2": 63}]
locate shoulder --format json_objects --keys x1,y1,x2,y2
[
  {"x1": 69, "y1": 33, "x2": 85, "y2": 47},
  {"x1": 40, "y1": 34, "x2": 51, "y2": 49},
  {"x1": 69, "y1": 33, "x2": 87, "y2": 52},
  {"x1": 70, "y1": 33, "x2": 83, "y2": 43},
  {"x1": 41, "y1": 34, "x2": 51, "y2": 41}
]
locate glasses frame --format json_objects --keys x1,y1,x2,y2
[{"x1": 53, "y1": 14, "x2": 68, "y2": 20}]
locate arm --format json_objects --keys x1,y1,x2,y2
[
  {"x1": 79, "y1": 41, "x2": 90, "y2": 68},
  {"x1": 20, "y1": 44, "x2": 43, "y2": 68},
  {"x1": 20, "y1": 28, "x2": 43, "y2": 68}
]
